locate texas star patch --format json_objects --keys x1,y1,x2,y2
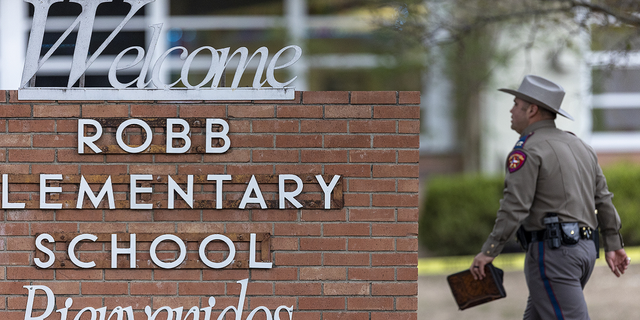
[{"x1": 507, "y1": 150, "x2": 526, "y2": 173}]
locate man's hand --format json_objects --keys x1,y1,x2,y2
[
  {"x1": 470, "y1": 252, "x2": 495, "y2": 280},
  {"x1": 605, "y1": 249, "x2": 630, "y2": 277}
]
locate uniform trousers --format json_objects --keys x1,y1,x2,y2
[{"x1": 523, "y1": 239, "x2": 597, "y2": 320}]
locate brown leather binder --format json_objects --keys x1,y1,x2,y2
[{"x1": 446, "y1": 263, "x2": 506, "y2": 310}]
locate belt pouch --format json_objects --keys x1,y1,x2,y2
[{"x1": 561, "y1": 222, "x2": 580, "y2": 245}]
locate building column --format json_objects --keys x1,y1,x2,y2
[
  {"x1": 285, "y1": 0, "x2": 309, "y2": 91},
  {"x1": 0, "y1": 1, "x2": 27, "y2": 89}
]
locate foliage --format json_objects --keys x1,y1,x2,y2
[
  {"x1": 419, "y1": 174, "x2": 505, "y2": 256},
  {"x1": 602, "y1": 163, "x2": 640, "y2": 246},
  {"x1": 420, "y1": 163, "x2": 640, "y2": 256},
  {"x1": 371, "y1": 0, "x2": 640, "y2": 54}
]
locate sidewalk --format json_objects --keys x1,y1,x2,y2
[{"x1": 418, "y1": 250, "x2": 640, "y2": 319}]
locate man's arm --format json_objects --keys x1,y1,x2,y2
[
  {"x1": 592, "y1": 153, "x2": 627, "y2": 276},
  {"x1": 594, "y1": 165, "x2": 624, "y2": 252},
  {"x1": 478, "y1": 148, "x2": 540, "y2": 257},
  {"x1": 472, "y1": 148, "x2": 539, "y2": 278}
]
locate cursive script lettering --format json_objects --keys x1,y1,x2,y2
[
  {"x1": 23, "y1": 281, "x2": 294, "y2": 320},
  {"x1": 19, "y1": 0, "x2": 300, "y2": 101}
]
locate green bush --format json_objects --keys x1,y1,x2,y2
[
  {"x1": 419, "y1": 174, "x2": 504, "y2": 256},
  {"x1": 602, "y1": 163, "x2": 640, "y2": 246},
  {"x1": 419, "y1": 163, "x2": 640, "y2": 256}
]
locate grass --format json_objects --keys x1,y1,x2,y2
[{"x1": 418, "y1": 246, "x2": 640, "y2": 275}]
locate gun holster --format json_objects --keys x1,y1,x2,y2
[{"x1": 516, "y1": 225, "x2": 529, "y2": 251}]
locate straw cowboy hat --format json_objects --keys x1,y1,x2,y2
[{"x1": 499, "y1": 75, "x2": 574, "y2": 121}]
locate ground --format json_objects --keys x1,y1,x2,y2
[{"x1": 418, "y1": 265, "x2": 640, "y2": 319}]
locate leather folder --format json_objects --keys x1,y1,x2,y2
[{"x1": 446, "y1": 263, "x2": 506, "y2": 310}]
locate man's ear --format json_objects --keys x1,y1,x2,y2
[{"x1": 528, "y1": 104, "x2": 539, "y2": 118}]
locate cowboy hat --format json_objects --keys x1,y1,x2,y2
[{"x1": 499, "y1": 75, "x2": 573, "y2": 121}]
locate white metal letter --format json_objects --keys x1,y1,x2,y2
[
  {"x1": 166, "y1": 119, "x2": 192, "y2": 154},
  {"x1": 150, "y1": 234, "x2": 187, "y2": 269},
  {"x1": 199, "y1": 234, "x2": 235, "y2": 269},
  {"x1": 168, "y1": 175, "x2": 194, "y2": 209},
  {"x1": 201, "y1": 297, "x2": 217, "y2": 320},
  {"x1": 111, "y1": 233, "x2": 137, "y2": 269},
  {"x1": 137, "y1": 24, "x2": 163, "y2": 89},
  {"x1": 34, "y1": 233, "x2": 55, "y2": 269},
  {"x1": 185, "y1": 306, "x2": 201, "y2": 320},
  {"x1": 74, "y1": 307, "x2": 106, "y2": 320},
  {"x1": 207, "y1": 175, "x2": 232, "y2": 209},
  {"x1": 216, "y1": 278, "x2": 248, "y2": 320},
  {"x1": 206, "y1": 119, "x2": 230, "y2": 153},
  {"x1": 55, "y1": 298, "x2": 73, "y2": 320},
  {"x1": 67, "y1": 0, "x2": 154, "y2": 88},
  {"x1": 77, "y1": 176, "x2": 115, "y2": 209},
  {"x1": 246, "y1": 307, "x2": 272, "y2": 320},
  {"x1": 145, "y1": 306, "x2": 184, "y2": 320},
  {"x1": 274, "y1": 306, "x2": 294, "y2": 320},
  {"x1": 266, "y1": 45, "x2": 302, "y2": 88},
  {"x1": 116, "y1": 119, "x2": 153, "y2": 153},
  {"x1": 239, "y1": 175, "x2": 267, "y2": 209},
  {"x1": 249, "y1": 233, "x2": 272, "y2": 269},
  {"x1": 68, "y1": 234, "x2": 97, "y2": 268},
  {"x1": 108, "y1": 46, "x2": 145, "y2": 89},
  {"x1": 107, "y1": 306, "x2": 134, "y2": 320},
  {"x1": 40, "y1": 174, "x2": 62, "y2": 209},
  {"x1": 152, "y1": 46, "x2": 188, "y2": 89},
  {"x1": 130, "y1": 174, "x2": 153, "y2": 209},
  {"x1": 2, "y1": 174, "x2": 25, "y2": 209},
  {"x1": 78, "y1": 119, "x2": 103, "y2": 154},
  {"x1": 181, "y1": 46, "x2": 220, "y2": 89},
  {"x1": 21, "y1": 0, "x2": 64, "y2": 88},
  {"x1": 209, "y1": 47, "x2": 268, "y2": 89},
  {"x1": 315, "y1": 175, "x2": 341, "y2": 209},
  {"x1": 278, "y1": 174, "x2": 303, "y2": 209},
  {"x1": 24, "y1": 285, "x2": 55, "y2": 320}
]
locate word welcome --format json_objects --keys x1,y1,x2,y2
[
  {"x1": 19, "y1": 0, "x2": 300, "y2": 101},
  {"x1": 35, "y1": 233, "x2": 270, "y2": 269},
  {"x1": 1, "y1": 174, "x2": 341, "y2": 210},
  {"x1": 24, "y1": 279, "x2": 293, "y2": 320}
]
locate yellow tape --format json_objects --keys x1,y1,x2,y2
[{"x1": 418, "y1": 246, "x2": 640, "y2": 276}]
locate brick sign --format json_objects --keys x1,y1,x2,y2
[{"x1": 0, "y1": 90, "x2": 420, "y2": 320}]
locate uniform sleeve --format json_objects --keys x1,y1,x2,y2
[
  {"x1": 481, "y1": 149, "x2": 539, "y2": 257},
  {"x1": 594, "y1": 164, "x2": 624, "y2": 251}
]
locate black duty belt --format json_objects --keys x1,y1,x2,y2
[{"x1": 528, "y1": 226, "x2": 595, "y2": 242}]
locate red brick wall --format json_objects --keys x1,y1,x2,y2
[{"x1": 0, "y1": 90, "x2": 420, "y2": 320}]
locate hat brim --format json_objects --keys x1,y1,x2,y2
[{"x1": 499, "y1": 88, "x2": 574, "y2": 121}]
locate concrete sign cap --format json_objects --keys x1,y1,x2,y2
[{"x1": 499, "y1": 75, "x2": 574, "y2": 121}]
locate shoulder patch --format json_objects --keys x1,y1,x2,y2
[
  {"x1": 514, "y1": 132, "x2": 534, "y2": 149},
  {"x1": 507, "y1": 150, "x2": 527, "y2": 173}
]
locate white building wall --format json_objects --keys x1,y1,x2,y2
[
  {"x1": 481, "y1": 31, "x2": 589, "y2": 174},
  {"x1": 0, "y1": 1, "x2": 27, "y2": 90}
]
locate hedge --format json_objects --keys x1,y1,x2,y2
[{"x1": 419, "y1": 163, "x2": 640, "y2": 256}]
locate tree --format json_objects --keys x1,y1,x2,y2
[
  {"x1": 370, "y1": 0, "x2": 640, "y2": 172},
  {"x1": 384, "y1": 0, "x2": 640, "y2": 52}
]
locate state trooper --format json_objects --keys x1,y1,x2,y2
[{"x1": 470, "y1": 75, "x2": 630, "y2": 319}]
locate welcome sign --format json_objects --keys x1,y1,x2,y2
[
  {"x1": 3, "y1": 1, "x2": 420, "y2": 319},
  {"x1": 18, "y1": 0, "x2": 301, "y2": 101}
]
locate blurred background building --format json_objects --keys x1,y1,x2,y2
[{"x1": 1, "y1": 0, "x2": 639, "y2": 178}]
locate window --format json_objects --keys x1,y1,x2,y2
[{"x1": 588, "y1": 25, "x2": 640, "y2": 152}]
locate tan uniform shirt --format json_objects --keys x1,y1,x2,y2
[{"x1": 481, "y1": 120, "x2": 624, "y2": 257}]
